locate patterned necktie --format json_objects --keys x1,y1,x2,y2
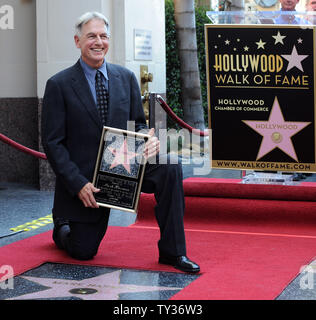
[{"x1": 95, "y1": 70, "x2": 108, "y2": 126}]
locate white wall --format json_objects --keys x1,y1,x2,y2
[
  {"x1": 112, "y1": 0, "x2": 166, "y2": 93},
  {"x1": 36, "y1": 0, "x2": 166, "y2": 97},
  {"x1": 36, "y1": 0, "x2": 110, "y2": 97},
  {"x1": 0, "y1": 0, "x2": 36, "y2": 98}
]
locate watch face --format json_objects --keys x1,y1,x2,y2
[{"x1": 255, "y1": 0, "x2": 277, "y2": 7}]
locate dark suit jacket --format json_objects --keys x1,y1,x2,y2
[{"x1": 41, "y1": 60, "x2": 147, "y2": 222}]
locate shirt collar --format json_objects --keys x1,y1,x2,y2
[{"x1": 79, "y1": 57, "x2": 109, "y2": 81}]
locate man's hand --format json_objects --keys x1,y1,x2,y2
[
  {"x1": 78, "y1": 182, "x2": 100, "y2": 208},
  {"x1": 144, "y1": 128, "x2": 160, "y2": 160}
]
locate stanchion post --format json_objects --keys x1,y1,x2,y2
[
  {"x1": 149, "y1": 92, "x2": 156, "y2": 129},
  {"x1": 148, "y1": 93, "x2": 167, "y2": 136}
]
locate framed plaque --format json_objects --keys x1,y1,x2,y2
[{"x1": 92, "y1": 126, "x2": 150, "y2": 213}]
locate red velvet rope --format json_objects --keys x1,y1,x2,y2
[
  {"x1": 155, "y1": 95, "x2": 209, "y2": 137},
  {"x1": 0, "y1": 133, "x2": 47, "y2": 160},
  {"x1": 0, "y1": 96, "x2": 207, "y2": 160}
]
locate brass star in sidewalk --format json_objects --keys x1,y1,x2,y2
[{"x1": 7, "y1": 270, "x2": 182, "y2": 300}]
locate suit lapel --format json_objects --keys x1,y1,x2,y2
[
  {"x1": 70, "y1": 60, "x2": 102, "y2": 129},
  {"x1": 106, "y1": 62, "x2": 121, "y2": 125}
]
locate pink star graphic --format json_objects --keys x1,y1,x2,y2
[
  {"x1": 242, "y1": 97, "x2": 311, "y2": 161},
  {"x1": 108, "y1": 139, "x2": 138, "y2": 174},
  {"x1": 281, "y1": 45, "x2": 309, "y2": 72},
  {"x1": 7, "y1": 270, "x2": 182, "y2": 300}
]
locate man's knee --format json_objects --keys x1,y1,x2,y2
[
  {"x1": 166, "y1": 162, "x2": 183, "y2": 181},
  {"x1": 65, "y1": 237, "x2": 99, "y2": 260}
]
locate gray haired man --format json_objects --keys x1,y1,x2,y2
[{"x1": 41, "y1": 12, "x2": 200, "y2": 273}]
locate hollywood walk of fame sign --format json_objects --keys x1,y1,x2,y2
[
  {"x1": 93, "y1": 127, "x2": 150, "y2": 213},
  {"x1": 205, "y1": 24, "x2": 316, "y2": 172}
]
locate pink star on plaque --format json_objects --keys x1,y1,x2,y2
[
  {"x1": 242, "y1": 97, "x2": 311, "y2": 161},
  {"x1": 108, "y1": 138, "x2": 137, "y2": 174}
]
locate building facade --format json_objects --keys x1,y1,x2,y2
[{"x1": 0, "y1": 0, "x2": 166, "y2": 189}]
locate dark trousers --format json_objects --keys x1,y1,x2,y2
[{"x1": 54, "y1": 155, "x2": 186, "y2": 260}]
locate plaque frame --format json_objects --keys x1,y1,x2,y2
[{"x1": 92, "y1": 126, "x2": 150, "y2": 213}]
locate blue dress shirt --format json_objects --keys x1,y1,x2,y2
[{"x1": 79, "y1": 57, "x2": 109, "y2": 104}]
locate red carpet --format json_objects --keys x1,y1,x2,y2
[{"x1": 2, "y1": 177, "x2": 316, "y2": 300}]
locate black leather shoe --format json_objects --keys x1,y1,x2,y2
[
  {"x1": 52, "y1": 218, "x2": 70, "y2": 250},
  {"x1": 159, "y1": 255, "x2": 200, "y2": 273}
]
